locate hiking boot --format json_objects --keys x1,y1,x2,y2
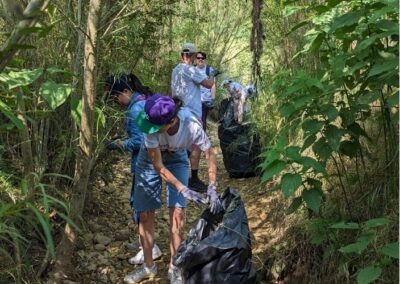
[
  {"x1": 168, "y1": 265, "x2": 183, "y2": 284},
  {"x1": 128, "y1": 243, "x2": 162, "y2": 265},
  {"x1": 188, "y1": 178, "x2": 207, "y2": 193},
  {"x1": 124, "y1": 263, "x2": 157, "y2": 283}
]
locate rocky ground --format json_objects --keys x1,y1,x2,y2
[{"x1": 73, "y1": 121, "x2": 289, "y2": 284}]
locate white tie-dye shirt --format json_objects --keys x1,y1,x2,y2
[
  {"x1": 144, "y1": 108, "x2": 211, "y2": 152},
  {"x1": 171, "y1": 63, "x2": 207, "y2": 119}
]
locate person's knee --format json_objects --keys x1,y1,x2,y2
[
  {"x1": 140, "y1": 211, "x2": 155, "y2": 223},
  {"x1": 170, "y1": 208, "x2": 185, "y2": 234}
]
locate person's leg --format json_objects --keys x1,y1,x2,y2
[
  {"x1": 138, "y1": 211, "x2": 155, "y2": 267},
  {"x1": 188, "y1": 146, "x2": 207, "y2": 192},
  {"x1": 169, "y1": 207, "x2": 185, "y2": 264}
]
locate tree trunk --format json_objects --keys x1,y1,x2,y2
[
  {"x1": 0, "y1": 0, "x2": 50, "y2": 72},
  {"x1": 48, "y1": 0, "x2": 101, "y2": 282}
]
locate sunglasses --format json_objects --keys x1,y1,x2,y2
[{"x1": 196, "y1": 57, "x2": 205, "y2": 60}]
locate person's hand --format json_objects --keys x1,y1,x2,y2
[
  {"x1": 104, "y1": 139, "x2": 124, "y2": 151},
  {"x1": 180, "y1": 186, "x2": 207, "y2": 205},
  {"x1": 207, "y1": 183, "x2": 223, "y2": 214}
]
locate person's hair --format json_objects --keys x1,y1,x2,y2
[
  {"x1": 197, "y1": 51, "x2": 207, "y2": 59},
  {"x1": 104, "y1": 73, "x2": 154, "y2": 100},
  {"x1": 172, "y1": 96, "x2": 183, "y2": 118}
]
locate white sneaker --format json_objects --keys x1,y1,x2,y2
[
  {"x1": 168, "y1": 265, "x2": 183, "y2": 284},
  {"x1": 128, "y1": 243, "x2": 162, "y2": 265},
  {"x1": 124, "y1": 263, "x2": 157, "y2": 284}
]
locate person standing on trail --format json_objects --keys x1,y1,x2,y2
[
  {"x1": 103, "y1": 73, "x2": 162, "y2": 266},
  {"x1": 195, "y1": 51, "x2": 217, "y2": 131},
  {"x1": 171, "y1": 43, "x2": 215, "y2": 193},
  {"x1": 123, "y1": 95, "x2": 222, "y2": 284}
]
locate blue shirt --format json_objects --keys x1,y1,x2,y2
[{"x1": 122, "y1": 92, "x2": 145, "y2": 173}]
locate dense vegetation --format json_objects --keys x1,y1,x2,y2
[{"x1": 0, "y1": 0, "x2": 398, "y2": 283}]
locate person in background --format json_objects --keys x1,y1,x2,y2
[
  {"x1": 171, "y1": 43, "x2": 215, "y2": 193},
  {"x1": 195, "y1": 51, "x2": 217, "y2": 131},
  {"x1": 104, "y1": 73, "x2": 162, "y2": 266},
  {"x1": 221, "y1": 79, "x2": 249, "y2": 124},
  {"x1": 123, "y1": 95, "x2": 222, "y2": 284}
]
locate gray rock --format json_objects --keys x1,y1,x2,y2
[
  {"x1": 94, "y1": 244, "x2": 106, "y2": 251},
  {"x1": 93, "y1": 233, "x2": 112, "y2": 245}
]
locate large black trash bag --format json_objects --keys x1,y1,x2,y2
[
  {"x1": 174, "y1": 187, "x2": 257, "y2": 284},
  {"x1": 218, "y1": 123, "x2": 261, "y2": 178},
  {"x1": 218, "y1": 98, "x2": 235, "y2": 128}
]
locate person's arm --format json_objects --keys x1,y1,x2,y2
[
  {"x1": 122, "y1": 104, "x2": 144, "y2": 152},
  {"x1": 204, "y1": 147, "x2": 217, "y2": 184},
  {"x1": 200, "y1": 77, "x2": 214, "y2": 89},
  {"x1": 147, "y1": 147, "x2": 186, "y2": 191},
  {"x1": 210, "y1": 78, "x2": 216, "y2": 100}
]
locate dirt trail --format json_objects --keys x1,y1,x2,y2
[{"x1": 74, "y1": 121, "x2": 287, "y2": 283}]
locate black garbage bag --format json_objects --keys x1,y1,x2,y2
[
  {"x1": 218, "y1": 123, "x2": 261, "y2": 178},
  {"x1": 174, "y1": 187, "x2": 256, "y2": 284},
  {"x1": 218, "y1": 98, "x2": 235, "y2": 128}
]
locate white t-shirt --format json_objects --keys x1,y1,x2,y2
[
  {"x1": 171, "y1": 63, "x2": 207, "y2": 119},
  {"x1": 144, "y1": 108, "x2": 211, "y2": 152},
  {"x1": 196, "y1": 65, "x2": 214, "y2": 104}
]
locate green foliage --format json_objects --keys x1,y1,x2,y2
[{"x1": 259, "y1": 0, "x2": 399, "y2": 282}]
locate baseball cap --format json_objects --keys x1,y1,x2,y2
[
  {"x1": 136, "y1": 95, "x2": 176, "y2": 134},
  {"x1": 181, "y1": 43, "x2": 197, "y2": 53}
]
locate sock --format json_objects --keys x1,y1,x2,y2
[{"x1": 191, "y1": 169, "x2": 199, "y2": 180}]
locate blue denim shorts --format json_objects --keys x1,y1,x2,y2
[{"x1": 133, "y1": 147, "x2": 189, "y2": 212}]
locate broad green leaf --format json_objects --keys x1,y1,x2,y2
[
  {"x1": 368, "y1": 60, "x2": 398, "y2": 78},
  {"x1": 39, "y1": 81, "x2": 72, "y2": 110},
  {"x1": 285, "y1": 146, "x2": 301, "y2": 161},
  {"x1": 329, "y1": 9, "x2": 365, "y2": 33},
  {"x1": 339, "y1": 242, "x2": 366, "y2": 254},
  {"x1": 302, "y1": 29, "x2": 325, "y2": 53},
  {"x1": 301, "y1": 157, "x2": 326, "y2": 173},
  {"x1": 387, "y1": 91, "x2": 399, "y2": 108},
  {"x1": 261, "y1": 160, "x2": 286, "y2": 182},
  {"x1": 325, "y1": 124, "x2": 343, "y2": 151},
  {"x1": 365, "y1": 218, "x2": 391, "y2": 228},
  {"x1": 302, "y1": 134, "x2": 317, "y2": 151},
  {"x1": 281, "y1": 173, "x2": 302, "y2": 198},
  {"x1": 339, "y1": 108, "x2": 355, "y2": 127},
  {"x1": 357, "y1": 266, "x2": 382, "y2": 284},
  {"x1": 286, "y1": 197, "x2": 302, "y2": 215},
  {"x1": 313, "y1": 138, "x2": 332, "y2": 160},
  {"x1": 330, "y1": 221, "x2": 359, "y2": 229},
  {"x1": 320, "y1": 104, "x2": 338, "y2": 121},
  {"x1": 293, "y1": 94, "x2": 312, "y2": 110},
  {"x1": 354, "y1": 31, "x2": 393, "y2": 52},
  {"x1": 0, "y1": 68, "x2": 43, "y2": 89},
  {"x1": 379, "y1": 243, "x2": 399, "y2": 259},
  {"x1": 71, "y1": 97, "x2": 82, "y2": 126},
  {"x1": 0, "y1": 100, "x2": 24, "y2": 130},
  {"x1": 302, "y1": 119, "x2": 324, "y2": 136},
  {"x1": 339, "y1": 140, "x2": 359, "y2": 158},
  {"x1": 280, "y1": 103, "x2": 296, "y2": 118},
  {"x1": 357, "y1": 92, "x2": 380, "y2": 104},
  {"x1": 283, "y1": 6, "x2": 306, "y2": 17},
  {"x1": 302, "y1": 188, "x2": 322, "y2": 213},
  {"x1": 259, "y1": 149, "x2": 280, "y2": 170},
  {"x1": 347, "y1": 122, "x2": 369, "y2": 139}
]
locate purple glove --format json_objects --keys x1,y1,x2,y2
[
  {"x1": 207, "y1": 184, "x2": 223, "y2": 214},
  {"x1": 180, "y1": 186, "x2": 207, "y2": 205}
]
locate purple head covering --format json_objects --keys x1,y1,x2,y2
[{"x1": 144, "y1": 95, "x2": 176, "y2": 125}]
